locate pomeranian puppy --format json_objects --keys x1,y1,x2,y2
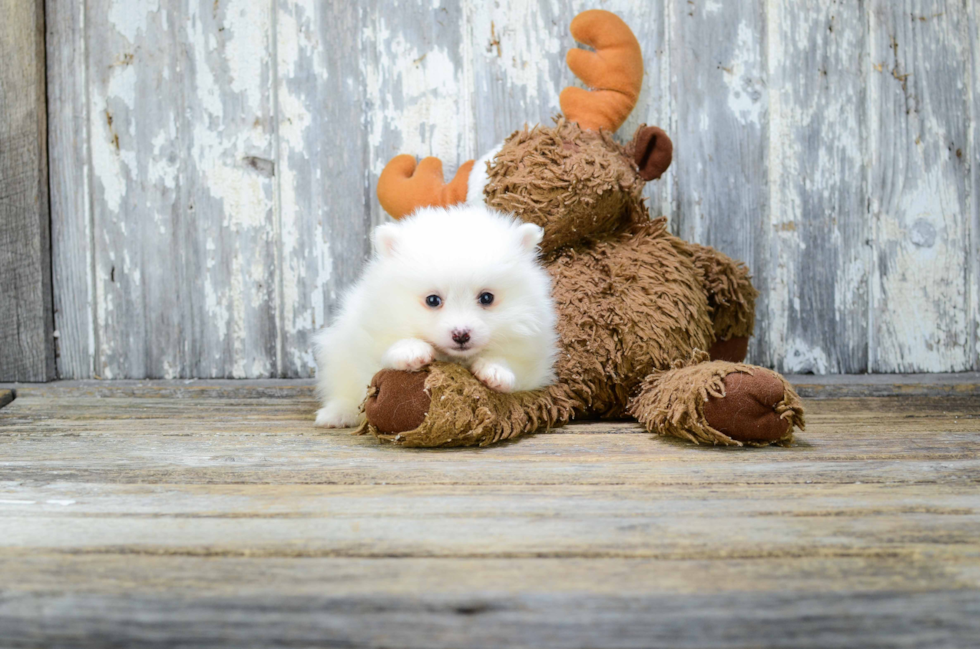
[{"x1": 313, "y1": 205, "x2": 558, "y2": 428}]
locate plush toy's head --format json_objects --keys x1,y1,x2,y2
[
  {"x1": 376, "y1": 10, "x2": 672, "y2": 254},
  {"x1": 480, "y1": 120, "x2": 670, "y2": 254}
]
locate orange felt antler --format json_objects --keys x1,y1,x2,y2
[
  {"x1": 559, "y1": 10, "x2": 643, "y2": 132},
  {"x1": 376, "y1": 155, "x2": 475, "y2": 219}
]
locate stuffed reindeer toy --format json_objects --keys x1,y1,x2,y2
[{"x1": 359, "y1": 9, "x2": 804, "y2": 447}]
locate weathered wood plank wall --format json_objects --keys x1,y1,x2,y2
[
  {"x1": 1, "y1": 0, "x2": 56, "y2": 382},
  {"x1": 46, "y1": 0, "x2": 980, "y2": 378}
]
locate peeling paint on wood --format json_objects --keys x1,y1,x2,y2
[
  {"x1": 55, "y1": 0, "x2": 280, "y2": 378},
  {"x1": 274, "y1": 0, "x2": 369, "y2": 377},
  {"x1": 48, "y1": 0, "x2": 980, "y2": 377},
  {"x1": 767, "y1": 0, "x2": 869, "y2": 373},
  {"x1": 868, "y1": 0, "x2": 973, "y2": 372}
]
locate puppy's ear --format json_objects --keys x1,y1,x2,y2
[
  {"x1": 517, "y1": 223, "x2": 545, "y2": 253},
  {"x1": 373, "y1": 223, "x2": 400, "y2": 258}
]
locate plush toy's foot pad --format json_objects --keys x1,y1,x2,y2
[
  {"x1": 702, "y1": 371, "x2": 791, "y2": 443},
  {"x1": 708, "y1": 336, "x2": 749, "y2": 363},
  {"x1": 363, "y1": 369, "x2": 431, "y2": 434}
]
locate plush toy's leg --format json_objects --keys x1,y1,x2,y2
[
  {"x1": 359, "y1": 362, "x2": 579, "y2": 447},
  {"x1": 679, "y1": 242, "x2": 758, "y2": 362},
  {"x1": 628, "y1": 359, "x2": 804, "y2": 446}
]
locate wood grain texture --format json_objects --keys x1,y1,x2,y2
[
  {"x1": 3, "y1": 397, "x2": 979, "y2": 486},
  {"x1": 868, "y1": 0, "x2": 973, "y2": 372},
  {"x1": 1, "y1": 383, "x2": 978, "y2": 646},
  {"x1": 47, "y1": 1, "x2": 980, "y2": 377},
  {"x1": 0, "y1": 0, "x2": 55, "y2": 382},
  {"x1": 789, "y1": 370, "x2": 980, "y2": 398},
  {"x1": 767, "y1": 0, "x2": 870, "y2": 373},
  {"x1": 46, "y1": 0, "x2": 96, "y2": 380},
  {"x1": 1, "y1": 560, "x2": 975, "y2": 649},
  {"x1": 4, "y1": 481, "x2": 980, "y2": 556},
  {"x1": 971, "y1": 2, "x2": 980, "y2": 372},
  {"x1": 54, "y1": 0, "x2": 280, "y2": 379}
]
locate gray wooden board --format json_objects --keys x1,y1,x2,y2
[
  {"x1": 275, "y1": 0, "x2": 370, "y2": 378},
  {"x1": 0, "y1": 0, "x2": 55, "y2": 382},
  {"x1": 0, "y1": 575, "x2": 975, "y2": 649},
  {"x1": 971, "y1": 2, "x2": 980, "y2": 374},
  {"x1": 868, "y1": 0, "x2": 974, "y2": 372},
  {"x1": 98, "y1": 0, "x2": 277, "y2": 380},
  {"x1": 0, "y1": 567, "x2": 976, "y2": 649},
  {"x1": 46, "y1": 1, "x2": 980, "y2": 378},
  {"x1": 768, "y1": 0, "x2": 869, "y2": 373},
  {"x1": 0, "y1": 384, "x2": 979, "y2": 646},
  {"x1": 45, "y1": 0, "x2": 95, "y2": 380}
]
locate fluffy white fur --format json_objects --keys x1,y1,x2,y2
[
  {"x1": 314, "y1": 204, "x2": 558, "y2": 428},
  {"x1": 466, "y1": 142, "x2": 502, "y2": 206}
]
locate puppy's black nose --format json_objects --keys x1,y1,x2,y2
[{"x1": 451, "y1": 329, "x2": 470, "y2": 345}]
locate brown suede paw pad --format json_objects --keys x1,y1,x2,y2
[
  {"x1": 363, "y1": 369, "x2": 432, "y2": 434},
  {"x1": 708, "y1": 336, "x2": 749, "y2": 363},
  {"x1": 703, "y1": 371, "x2": 791, "y2": 443}
]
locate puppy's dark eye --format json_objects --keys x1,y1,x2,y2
[
  {"x1": 479, "y1": 292, "x2": 494, "y2": 306},
  {"x1": 425, "y1": 295, "x2": 442, "y2": 308}
]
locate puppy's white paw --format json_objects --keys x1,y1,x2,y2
[
  {"x1": 382, "y1": 339, "x2": 435, "y2": 372},
  {"x1": 471, "y1": 358, "x2": 516, "y2": 393},
  {"x1": 315, "y1": 404, "x2": 362, "y2": 429}
]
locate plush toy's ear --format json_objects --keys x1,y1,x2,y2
[
  {"x1": 377, "y1": 155, "x2": 474, "y2": 219},
  {"x1": 517, "y1": 223, "x2": 544, "y2": 253},
  {"x1": 631, "y1": 125, "x2": 673, "y2": 181},
  {"x1": 559, "y1": 10, "x2": 643, "y2": 132},
  {"x1": 373, "y1": 223, "x2": 401, "y2": 258}
]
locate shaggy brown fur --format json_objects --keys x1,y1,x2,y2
[
  {"x1": 680, "y1": 241, "x2": 758, "y2": 341},
  {"x1": 361, "y1": 364, "x2": 578, "y2": 448},
  {"x1": 483, "y1": 120, "x2": 645, "y2": 255},
  {"x1": 545, "y1": 219, "x2": 713, "y2": 417}
]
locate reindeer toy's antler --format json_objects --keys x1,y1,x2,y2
[
  {"x1": 376, "y1": 155, "x2": 474, "y2": 220},
  {"x1": 559, "y1": 10, "x2": 644, "y2": 132}
]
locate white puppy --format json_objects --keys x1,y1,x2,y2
[{"x1": 313, "y1": 204, "x2": 558, "y2": 428}]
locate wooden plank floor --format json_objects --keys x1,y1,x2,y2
[{"x1": 1, "y1": 377, "x2": 978, "y2": 648}]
